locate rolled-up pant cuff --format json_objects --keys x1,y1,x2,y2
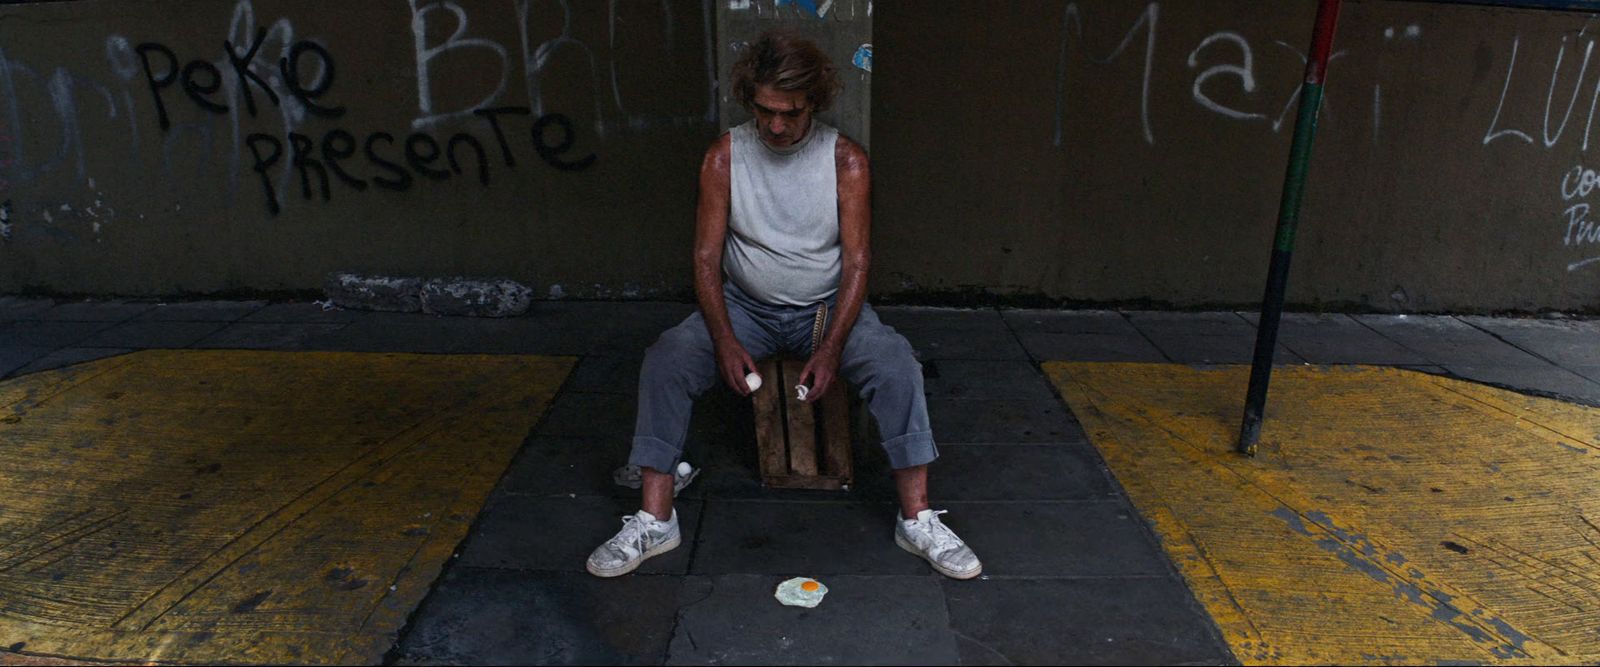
[
  {"x1": 628, "y1": 436, "x2": 680, "y2": 474},
  {"x1": 881, "y1": 431, "x2": 938, "y2": 470}
]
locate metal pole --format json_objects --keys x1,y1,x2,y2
[{"x1": 1237, "y1": 0, "x2": 1344, "y2": 456}]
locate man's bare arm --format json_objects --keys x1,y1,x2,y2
[
  {"x1": 800, "y1": 135, "x2": 871, "y2": 401},
  {"x1": 694, "y1": 134, "x2": 758, "y2": 395}
]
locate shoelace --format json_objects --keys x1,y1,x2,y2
[
  {"x1": 609, "y1": 515, "x2": 649, "y2": 554},
  {"x1": 916, "y1": 510, "x2": 962, "y2": 551}
]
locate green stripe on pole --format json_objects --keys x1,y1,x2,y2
[{"x1": 1274, "y1": 82, "x2": 1325, "y2": 253}]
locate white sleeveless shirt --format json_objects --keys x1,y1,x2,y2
[{"x1": 724, "y1": 119, "x2": 840, "y2": 306}]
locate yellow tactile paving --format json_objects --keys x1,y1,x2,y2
[
  {"x1": 1044, "y1": 362, "x2": 1600, "y2": 666},
  {"x1": 0, "y1": 350, "x2": 573, "y2": 665}
]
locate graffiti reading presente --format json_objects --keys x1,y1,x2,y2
[{"x1": 134, "y1": 26, "x2": 594, "y2": 215}]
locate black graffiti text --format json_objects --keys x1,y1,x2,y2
[{"x1": 244, "y1": 110, "x2": 594, "y2": 215}]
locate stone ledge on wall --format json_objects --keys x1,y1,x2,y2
[{"x1": 324, "y1": 272, "x2": 532, "y2": 317}]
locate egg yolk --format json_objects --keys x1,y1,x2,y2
[{"x1": 801, "y1": 580, "x2": 820, "y2": 592}]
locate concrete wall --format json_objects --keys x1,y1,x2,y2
[
  {"x1": 1, "y1": 0, "x2": 1597, "y2": 312},
  {"x1": 0, "y1": 0, "x2": 717, "y2": 299},
  {"x1": 872, "y1": 0, "x2": 1600, "y2": 312}
]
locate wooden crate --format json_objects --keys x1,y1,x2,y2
[{"x1": 751, "y1": 358, "x2": 853, "y2": 490}]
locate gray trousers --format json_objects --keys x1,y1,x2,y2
[{"x1": 629, "y1": 282, "x2": 937, "y2": 473}]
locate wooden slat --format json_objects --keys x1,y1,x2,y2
[
  {"x1": 781, "y1": 359, "x2": 818, "y2": 476},
  {"x1": 752, "y1": 359, "x2": 788, "y2": 480},
  {"x1": 819, "y1": 385, "x2": 852, "y2": 484}
]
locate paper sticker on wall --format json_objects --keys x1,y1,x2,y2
[
  {"x1": 776, "y1": 0, "x2": 825, "y2": 18},
  {"x1": 852, "y1": 44, "x2": 872, "y2": 73}
]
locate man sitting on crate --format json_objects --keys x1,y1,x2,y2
[{"x1": 586, "y1": 31, "x2": 982, "y2": 580}]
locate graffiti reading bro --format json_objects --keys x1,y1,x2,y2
[{"x1": 135, "y1": 28, "x2": 595, "y2": 215}]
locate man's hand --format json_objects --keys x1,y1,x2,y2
[
  {"x1": 715, "y1": 338, "x2": 759, "y2": 396},
  {"x1": 798, "y1": 345, "x2": 841, "y2": 403}
]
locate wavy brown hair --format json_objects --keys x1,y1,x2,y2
[{"x1": 731, "y1": 30, "x2": 841, "y2": 113}]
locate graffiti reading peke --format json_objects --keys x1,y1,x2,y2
[{"x1": 137, "y1": 31, "x2": 595, "y2": 215}]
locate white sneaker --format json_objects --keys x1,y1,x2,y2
[
  {"x1": 586, "y1": 509, "x2": 681, "y2": 578},
  {"x1": 895, "y1": 509, "x2": 983, "y2": 580}
]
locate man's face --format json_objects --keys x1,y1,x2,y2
[{"x1": 751, "y1": 84, "x2": 812, "y2": 148}]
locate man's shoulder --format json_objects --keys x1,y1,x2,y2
[
  {"x1": 834, "y1": 133, "x2": 868, "y2": 176},
  {"x1": 701, "y1": 132, "x2": 732, "y2": 174}
]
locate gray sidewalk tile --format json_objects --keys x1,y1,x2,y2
[
  {"x1": 534, "y1": 391, "x2": 640, "y2": 440},
  {"x1": 38, "y1": 300, "x2": 155, "y2": 322},
  {"x1": 1, "y1": 320, "x2": 118, "y2": 347},
  {"x1": 533, "y1": 301, "x2": 697, "y2": 326},
  {"x1": 1443, "y1": 365, "x2": 1600, "y2": 406},
  {"x1": 928, "y1": 398, "x2": 1085, "y2": 444},
  {"x1": 1016, "y1": 331, "x2": 1167, "y2": 362},
  {"x1": 899, "y1": 326, "x2": 1033, "y2": 361},
  {"x1": 303, "y1": 315, "x2": 623, "y2": 355},
  {"x1": 512, "y1": 314, "x2": 649, "y2": 356},
  {"x1": 931, "y1": 444, "x2": 1117, "y2": 501},
  {"x1": 78, "y1": 321, "x2": 228, "y2": 349},
  {"x1": 0, "y1": 297, "x2": 55, "y2": 321},
  {"x1": 134, "y1": 300, "x2": 268, "y2": 322},
  {"x1": 240, "y1": 302, "x2": 369, "y2": 323},
  {"x1": 535, "y1": 389, "x2": 747, "y2": 449},
  {"x1": 941, "y1": 502, "x2": 1169, "y2": 577},
  {"x1": 1126, "y1": 311, "x2": 1253, "y2": 336},
  {"x1": 301, "y1": 319, "x2": 509, "y2": 354},
  {"x1": 495, "y1": 436, "x2": 638, "y2": 500},
  {"x1": 565, "y1": 354, "x2": 645, "y2": 394},
  {"x1": 1141, "y1": 332, "x2": 1305, "y2": 365},
  {"x1": 1254, "y1": 313, "x2": 1431, "y2": 365},
  {"x1": 394, "y1": 567, "x2": 680, "y2": 666},
  {"x1": 519, "y1": 302, "x2": 693, "y2": 356},
  {"x1": 586, "y1": 304, "x2": 697, "y2": 356},
  {"x1": 193, "y1": 322, "x2": 350, "y2": 350},
  {"x1": 876, "y1": 306, "x2": 1004, "y2": 330},
  {"x1": 921, "y1": 359, "x2": 1060, "y2": 401},
  {"x1": 1002, "y1": 309, "x2": 1138, "y2": 335},
  {"x1": 1576, "y1": 366, "x2": 1600, "y2": 384},
  {"x1": 943, "y1": 577, "x2": 1232, "y2": 665},
  {"x1": 13, "y1": 348, "x2": 133, "y2": 376},
  {"x1": 876, "y1": 307, "x2": 1025, "y2": 361},
  {"x1": 1352, "y1": 314, "x2": 1549, "y2": 367},
  {"x1": 1457, "y1": 316, "x2": 1600, "y2": 367},
  {"x1": 689, "y1": 501, "x2": 929, "y2": 576},
  {"x1": 666, "y1": 575, "x2": 959, "y2": 666},
  {"x1": 0, "y1": 346, "x2": 53, "y2": 377},
  {"x1": 458, "y1": 495, "x2": 701, "y2": 575}
]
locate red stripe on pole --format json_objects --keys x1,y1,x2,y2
[{"x1": 1306, "y1": 0, "x2": 1344, "y2": 85}]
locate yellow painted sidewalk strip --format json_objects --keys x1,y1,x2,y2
[
  {"x1": 1044, "y1": 363, "x2": 1600, "y2": 665},
  {"x1": 0, "y1": 350, "x2": 573, "y2": 665}
]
